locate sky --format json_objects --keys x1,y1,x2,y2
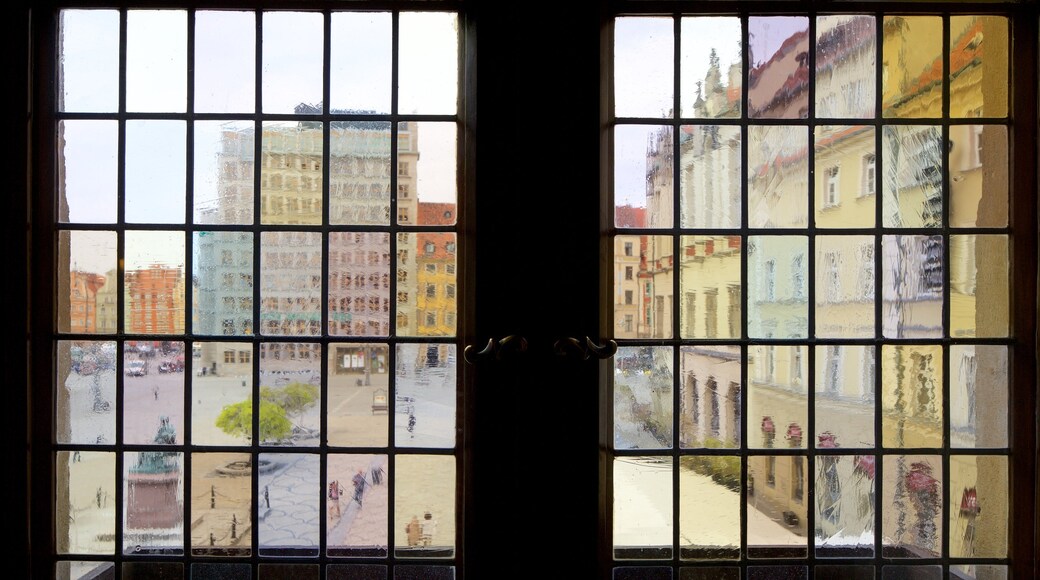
[{"x1": 60, "y1": 8, "x2": 459, "y2": 273}]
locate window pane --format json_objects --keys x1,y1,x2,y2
[
  {"x1": 123, "y1": 451, "x2": 185, "y2": 554},
  {"x1": 950, "y1": 125, "x2": 1008, "y2": 228},
  {"x1": 330, "y1": 123, "x2": 392, "y2": 226},
  {"x1": 328, "y1": 344, "x2": 390, "y2": 448},
  {"x1": 882, "y1": 125, "x2": 943, "y2": 228},
  {"x1": 615, "y1": 17, "x2": 673, "y2": 118},
  {"x1": 882, "y1": 345, "x2": 943, "y2": 449},
  {"x1": 617, "y1": 126, "x2": 672, "y2": 228},
  {"x1": 882, "y1": 16, "x2": 942, "y2": 118},
  {"x1": 262, "y1": 12, "x2": 323, "y2": 115},
  {"x1": 59, "y1": 230, "x2": 117, "y2": 334},
  {"x1": 950, "y1": 345, "x2": 1008, "y2": 449},
  {"x1": 679, "y1": 456, "x2": 740, "y2": 560},
  {"x1": 394, "y1": 455, "x2": 455, "y2": 557},
  {"x1": 399, "y1": 122, "x2": 457, "y2": 226},
  {"x1": 258, "y1": 453, "x2": 320, "y2": 556},
  {"x1": 331, "y1": 13, "x2": 391, "y2": 114},
  {"x1": 59, "y1": 10, "x2": 119, "y2": 112},
  {"x1": 881, "y1": 455, "x2": 942, "y2": 558},
  {"x1": 57, "y1": 451, "x2": 116, "y2": 554},
  {"x1": 814, "y1": 455, "x2": 874, "y2": 558},
  {"x1": 399, "y1": 12, "x2": 458, "y2": 115},
  {"x1": 679, "y1": 345, "x2": 741, "y2": 449},
  {"x1": 126, "y1": 10, "x2": 186, "y2": 113},
  {"x1": 748, "y1": 125, "x2": 808, "y2": 228},
  {"x1": 816, "y1": 15, "x2": 876, "y2": 119},
  {"x1": 261, "y1": 121, "x2": 324, "y2": 225},
  {"x1": 259, "y1": 343, "x2": 321, "y2": 447},
  {"x1": 747, "y1": 236, "x2": 808, "y2": 339},
  {"x1": 749, "y1": 345, "x2": 808, "y2": 450},
  {"x1": 949, "y1": 455, "x2": 1007, "y2": 558},
  {"x1": 125, "y1": 121, "x2": 187, "y2": 224},
  {"x1": 395, "y1": 343, "x2": 456, "y2": 449},
  {"x1": 614, "y1": 457, "x2": 672, "y2": 559},
  {"x1": 123, "y1": 341, "x2": 185, "y2": 446},
  {"x1": 814, "y1": 236, "x2": 875, "y2": 338},
  {"x1": 195, "y1": 121, "x2": 255, "y2": 225},
  {"x1": 747, "y1": 455, "x2": 807, "y2": 558},
  {"x1": 814, "y1": 126, "x2": 876, "y2": 228},
  {"x1": 680, "y1": 17, "x2": 742, "y2": 119},
  {"x1": 192, "y1": 342, "x2": 253, "y2": 446},
  {"x1": 951, "y1": 234, "x2": 1008, "y2": 338},
  {"x1": 680, "y1": 126, "x2": 741, "y2": 228},
  {"x1": 124, "y1": 231, "x2": 186, "y2": 335},
  {"x1": 195, "y1": 11, "x2": 255, "y2": 114},
  {"x1": 259, "y1": 232, "x2": 322, "y2": 336},
  {"x1": 748, "y1": 17, "x2": 809, "y2": 119},
  {"x1": 327, "y1": 454, "x2": 389, "y2": 557},
  {"x1": 190, "y1": 452, "x2": 252, "y2": 556},
  {"x1": 815, "y1": 345, "x2": 875, "y2": 448},
  {"x1": 950, "y1": 16, "x2": 1008, "y2": 119},
  {"x1": 58, "y1": 120, "x2": 118, "y2": 223},
  {"x1": 614, "y1": 346, "x2": 674, "y2": 450}
]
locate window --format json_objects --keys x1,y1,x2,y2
[
  {"x1": 862, "y1": 152, "x2": 876, "y2": 196},
  {"x1": 625, "y1": 265, "x2": 633, "y2": 280},
  {"x1": 446, "y1": 284, "x2": 456, "y2": 299},
  {"x1": 624, "y1": 241, "x2": 633, "y2": 256},
  {"x1": 824, "y1": 165, "x2": 840, "y2": 207},
  {"x1": 20, "y1": 3, "x2": 1039, "y2": 579}
]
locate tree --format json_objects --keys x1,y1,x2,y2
[
  {"x1": 216, "y1": 399, "x2": 291, "y2": 443},
  {"x1": 261, "y1": 382, "x2": 319, "y2": 428}
]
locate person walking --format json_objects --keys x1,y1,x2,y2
[
  {"x1": 328, "y1": 480, "x2": 344, "y2": 518},
  {"x1": 351, "y1": 469, "x2": 367, "y2": 507},
  {"x1": 263, "y1": 485, "x2": 270, "y2": 509},
  {"x1": 420, "y1": 511, "x2": 436, "y2": 547},
  {"x1": 405, "y1": 515, "x2": 421, "y2": 546}
]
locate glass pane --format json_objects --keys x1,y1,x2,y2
[
  {"x1": 259, "y1": 232, "x2": 322, "y2": 336},
  {"x1": 614, "y1": 235, "x2": 644, "y2": 339},
  {"x1": 749, "y1": 567, "x2": 807, "y2": 580},
  {"x1": 195, "y1": 11, "x2": 255, "y2": 114},
  {"x1": 614, "y1": 456, "x2": 672, "y2": 559},
  {"x1": 122, "y1": 562, "x2": 183, "y2": 578},
  {"x1": 679, "y1": 455, "x2": 740, "y2": 559},
  {"x1": 816, "y1": 16, "x2": 876, "y2": 119},
  {"x1": 749, "y1": 345, "x2": 808, "y2": 450},
  {"x1": 679, "y1": 568, "x2": 739, "y2": 580},
  {"x1": 394, "y1": 455, "x2": 455, "y2": 557},
  {"x1": 395, "y1": 567, "x2": 455, "y2": 580},
  {"x1": 328, "y1": 565, "x2": 388, "y2": 580},
  {"x1": 191, "y1": 341, "x2": 253, "y2": 446},
  {"x1": 194, "y1": 121, "x2": 255, "y2": 225},
  {"x1": 679, "y1": 127, "x2": 742, "y2": 228},
  {"x1": 191, "y1": 563, "x2": 251, "y2": 579},
  {"x1": 882, "y1": 235, "x2": 944, "y2": 339},
  {"x1": 327, "y1": 454, "x2": 389, "y2": 557},
  {"x1": 614, "y1": 346, "x2": 674, "y2": 450},
  {"x1": 815, "y1": 345, "x2": 875, "y2": 448},
  {"x1": 680, "y1": 17, "x2": 742, "y2": 119},
  {"x1": 328, "y1": 344, "x2": 390, "y2": 448},
  {"x1": 748, "y1": 126, "x2": 808, "y2": 228},
  {"x1": 882, "y1": 16, "x2": 942, "y2": 118},
  {"x1": 123, "y1": 341, "x2": 185, "y2": 445},
  {"x1": 949, "y1": 455, "x2": 1008, "y2": 558},
  {"x1": 399, "y1": 122, "x2": 457, "y2": 226},
  {"x1": 747, "y1": 236, "x2": 808, "y2": 339},
  {"x1": 747, "y1": 455, "x2": 807, "y2": 558},
  {"x1": 950, "y1": 16, "x2": 1008, "y2": 118},
  {"x1": 679, "y1": 344, "x2": 741, "y2": 449},
  {"x1": 678, "y1": 234, "x2": 744, "y2": 338},
  {"x1": 193, "y1": 232, "x2": 254, "y2": 336},
  {"x1": 259, "y1": 343, "x2": 321, "y2": 447},
  {"x1": 615, "y1": 17, "x2": 673, "y2": 118},
  {"x1": 816, "y1": 566, "x2": 874, "y2": 580},
  {"x1": 616, "y1": 568, "x2": 671, "y2": 580},
  {"x1": 882, "y1": 125, "x2": 943, "y2": 228},
  {"x1": 748, "y1": 17, "x2": 809, "y2": 119},
  {"x1": 399, "y1": 12, "x2": 458, "y2": 115},
  {"x1": 883, "y1": 567, "x2": 941, "y2": 580},
  {"x1": 258, "y1": 564, "x2": 319, "y2": 580},
  {"x1": 57, "y1": 451, "x2": 115, "y2": 554},
  {"x1": 262, "y1": 12, "x2": 323, "y2": 115},
  {"x1": 56, "y1": 340, "x2": 117, "y2": 445},
  {"x1": 881, "y1": 455, "x2": 942, "y2": 558},
  {"x1": 950, "y1": 125, "x2": 1008, "y2": 228},
  {"x1": 125, "y1": 121, "x2": 187, "y2": 224},
  {"x1": 329, "y1": 233, "x2": 391, "y2": 336},
  {"x1": 951, "y1": 345, "x2": 1008, "y2": 449},
  {"x1": 616, "y1": 126, "x2": 672, "y2": 228},
  {"x1": 882, "y1": 344, "x2": 942, "y2": 448},
  {"x1": 949, "y1": 565, "x2": 1007, "y2": 580},
  {"x1": 329, "y1": 123, "x2": 392, "y2": 227},
  {"x1": 395, "y1": 343, "x2": 456, "y2": 448},
  {"x1": 190, "y1": 452, "x2": 252, "y2": 556},
  {"x1": 815, "y1": 236, "x2": 875, "y2": 338},
  {"x1": 815, "y1": 455, "x2": 874, "y2": 557},
  {"x1": 951, "y1": 235, "x2": 1008, "y2": 338},
  {"x1": 396, "y1": 233, "x2": 457, "y2": 337},
  {"x1": 258, "y1": 453, "x2": 320, "y2": 556},
  {"x1": 58, "y1": 9, "x2": 119, "y2": 113},
  {"x1": 814, "y1": 126, "x2": 876, "y2": 228},
  {"x1": 123, "y1": 451, "x2": 184, "y2": 554},
  {"x1": 260, "y1": 121, "x2": 324, "y2": 225},
  {"x1": 124, "y1": 231, "x2": 186, "y2": 335},
  {"x1": 58, "y1": 120, "x2": 118, "y2": 223},
  {"x1": 58, "y1": 230, "x2": 117, "y2": 334},
  {"x1": 331, "y1": 13, "x2": 391, "y2": 114},
  {"x1": 126, "y1": 10, "x2": 186, "y2": 113}
]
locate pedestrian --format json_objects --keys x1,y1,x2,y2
[
  {"x1": 328, "y1": 480, "x2": 343, "y2": 518},
  {"x1": 405, "y1": 514, "x2": 421, "y2": 546},
  {"x1": 72, "y1": 450, "x2": 80, "y2": 463},
  {"x1": 96, "y1": 486, "x2": 103, "y2": 508},
  {"x1": 407, "y1": 413, "x2": 416, "y2": 437},
  {"x1": 420, "y1": 511, "x2": 436, "y2": 547},
  {"x1": 352, "y1": 469, "x2": 367, "y2": 507},
  {"x1": 263, "y1": 485, "x2": 270, "y2": 509},
  {"x1": 153, "y1": 385, "x2": 159, "y2": 400}
]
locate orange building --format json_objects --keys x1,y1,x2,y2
[
  {"x1": 68, "y1": 271, "x2": 106, "y2": 333},
  {"x1": 125, "y1": 265, "x2": 185, "y2": 335}
]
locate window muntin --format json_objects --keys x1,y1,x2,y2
[
  {"x1": 52, "y1": 6, "x2": 462, "y2": 572},
  {"x1": 610, "y1": 9, "x2": 1016, "y2": 574}
]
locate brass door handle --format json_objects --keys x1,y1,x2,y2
[
  {"x1": 553, "y1": 336, "x2": 617, "y2": 361},
  {"x1": 463, "y1": 335, "x2": 529, "y2": 364}
]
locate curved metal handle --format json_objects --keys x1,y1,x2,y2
[
  {"x1": 463, "y1": 335, "x2": 528, "y2": 364},
  {"x1": 585, "y1": 336, "x2": 618, "y2": 359},
  {"x1": 553, "y1": 336, "x2": 617, "y2": 361}
]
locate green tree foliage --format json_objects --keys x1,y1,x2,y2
[
  {"x1": 261, "y1": 382, "x2": 319, "y2": 425},
  {"x1": 216, "y1": 399, "x2": 291, "y2": 443}
]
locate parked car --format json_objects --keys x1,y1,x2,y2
[{"x1": 125, "y1": 360, "x2": 148, "y2": 377}]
